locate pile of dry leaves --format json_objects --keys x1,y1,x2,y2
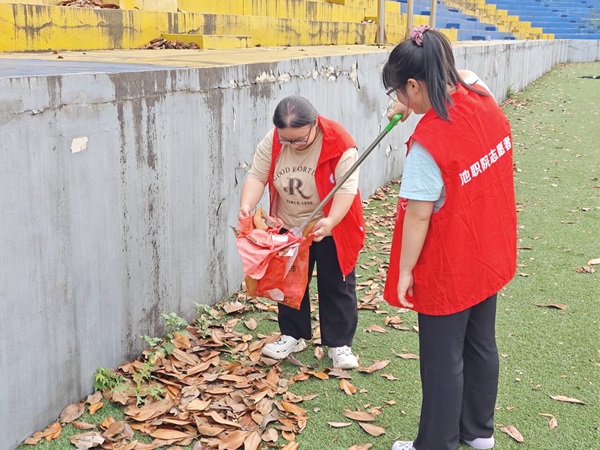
[
  {"x1": 141, "y1": 38, "x2": 200, "y2": 50},
  {"x1": 23, "y1": 185, "x2": 412, "y2": 450},
  {"x1": 24, "y1": 290, "x2": 408, "y2": 449},
  {"x1": 58, "y1": 0, "x2": 120, "y2": 8}
]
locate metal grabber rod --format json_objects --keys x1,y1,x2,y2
[{"x1": 292, "y1": 113, "x2": 403, "y2": 236}]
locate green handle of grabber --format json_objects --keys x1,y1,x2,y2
[{"x1": 384, "y1": 113, "x2": 403, "y2": 133}]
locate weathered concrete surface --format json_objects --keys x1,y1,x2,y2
[{"x1": 0, "y1": 39, "x2": 598, "y2": 448}]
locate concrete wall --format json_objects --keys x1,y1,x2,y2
[{"x1": 0, "y1": 39, "x2": 599, "y2": 448}]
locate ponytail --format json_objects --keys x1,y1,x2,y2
[{"x1": 382, "y1": 28, "x2": 486, "y2": 121}]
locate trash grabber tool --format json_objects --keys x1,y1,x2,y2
[{"x1": 291, "y1": 113, "x2": 403, "y2": 237}]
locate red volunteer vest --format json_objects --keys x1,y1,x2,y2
[
  {"x1": 268, "y1": 116, "x2": 366, "y2": 276},
  {"x1": 384, "y1": 85, "x2": 517, "y2": 315}
]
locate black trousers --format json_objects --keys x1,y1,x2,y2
[
  {"x1": 277, "y1": 236, "x2": 358, "y2": 348},
  {"x1": 413, "y1": 294, "x2": 499, "y2": 450}
]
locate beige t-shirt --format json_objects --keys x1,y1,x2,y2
[{"x1": 247, "y1": 127, "x2": 359, "y2": 229}]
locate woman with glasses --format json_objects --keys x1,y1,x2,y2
[
  {"x1": 238, "y1": 95, "x2": 365, "y2": 370},
  {"x1": 382, "y1": 27, "x2": 517, "y2": 450}
]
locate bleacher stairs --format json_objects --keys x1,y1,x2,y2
[
  {"x1": 4, "y1": 0, "x2": 595, "y2": 53},
  {"x1": 0, "y1": 0, "x2": 458, "y2": 52},
  {"x1": 485, "y1": 0, "x2": 600, "y2": 39},
  {"x1": 439, "y1": 0, "x2": 554, "y2": 40}
]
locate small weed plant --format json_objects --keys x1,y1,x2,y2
[
  {"x1": 141, "y1": 312, "x2": 189, "y2": 356},
  {"x1": 93, "y1": 367, "x2": 124, "y2": 392}
]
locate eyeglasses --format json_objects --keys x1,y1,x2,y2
[
  {"x1": 386, "y1": 87, "x2": 400, "y2": 102},
  {"x1": 277, "y1": 123, "x2": 315, "y2": 146}
]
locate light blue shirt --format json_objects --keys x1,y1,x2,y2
[
  {"x1": 398, "y1": 76, "x2": 494, "y2": 213},
  {"x1": 399, "y1": 141, "x2": 446, "y2": 212}
]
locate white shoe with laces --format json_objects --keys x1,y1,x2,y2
[
  {"x1": 464, "y1": 436, "x2": 495, "y2": 449},
  {"x1": 261, "y1": 335, "x2": 307, "y2": 359},
  {"x1": 391, "y1": 441, "x2": 414, "y2": 450},
  {"x1": 327, "y1": 345, "x2": 359, "y2": 369}
]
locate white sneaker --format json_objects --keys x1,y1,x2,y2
[
  {"x1": 391, "y1": 441, "x2": 414, "y2": 450},
  {"x1": 262, "y1": 335, "x2": 307, "y2": 359},
  {"x1": 327, "y1": 346, "x2": 359, "y2": 369},
  {"x1": 464, "y1": 436, "x2": 495, "y2": 449}
]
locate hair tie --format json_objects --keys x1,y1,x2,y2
[{"x1": 410, "y1": 25, "x2": 431, "y2": 46}]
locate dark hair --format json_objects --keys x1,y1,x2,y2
[
  {"x1": 272, "y1": 95, "x2": 318, "y2": 128},
  {"x1": 382, "y1": 29, "x2": 485, "y2": 121}
]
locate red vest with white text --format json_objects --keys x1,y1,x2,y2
[
  {"x1": 384, "y1": 85, "x2": 517, "y2": 315},
  {"x1": 269, "y1": 116, "x2": 366, "y2": 276}
]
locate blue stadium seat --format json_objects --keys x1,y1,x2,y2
[
  {"x1": 486, "y1": 0, "x2": 600, "y2": 38},
  {"x1": 395, "y1": 0, "x2": 518, "y2": 40}
]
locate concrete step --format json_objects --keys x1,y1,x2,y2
[
  {"x1": 177, "y1": 0, "x2": 367, "y2": 23},
  {"x1": 161, "y1": 33, "x2": 251, "y2": 49},
  {"x1": 116, "y1": 0, "x2": 177, "y2": 11}
]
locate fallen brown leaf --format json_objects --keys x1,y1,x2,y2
[
  {"x1": 218, "y1": 430, "x2": 249, "y2": 450},
  {"x1": 394, "y1": 352, "x2": 420, "y2": 360},
  {"x1": 59, "y1": 403, "x2": 85, "y2": 424},
  {"x1": 99, "y1": 416, "x2": 114, "y2": 430},
  {"x1": 205, "y1": 410, "x2": 243, "y2": 428},
  {"x1": 71, "y1": 421, "x2": 96, "y2": 430},
  {"x1": 281, "y1": 401, "x2": 307, "y2": 417},
  {"x1": 281, "y1": 441, "x2": 299, "y2": 450},
  {"x1": 358, "y1": 421, "x2": 386, "y2": 437},
  {"x1": 172, "y1": 331, "x2": 191, "y2": 349},
  {"x1": 125, "y1": 398, "x2": 173, "y2": 422},
  {"x1": 261, "y1": 428, "x2": 278, "y2": 442},
  {"x1": 381, "y1": 373, "x2": 397, "y2": 380},
  {"x1": 340, "y1": 379, "x2": 357, "y2": 395},
  {"x1": 500, "y1": 424, "x2": 524, "y2": 442},
  {"x1": 23, "y1": 422, "x2": 62, "y2": 445},
  {"x1": 281, "y1": 430, "x2": 296, "y2": 440},
  {"x1": 311, "y1": 371, "x2": 329, "y2": 380},
  {"x1": 195, "y1": 421, "x2": 225, "y2": 437},
  {"x1": 328, "y1": 422, "x2": 352, "y2": 428},
  {"x1": 343, "y1": 409, "x2": 376, "y2": 422},
  {"x1": 286, "y1": 353, "x2": 305, "y2": 367},
  {"x1": 550, "y1": 395, "x2": 586, "y2": 405},
  {"x1": 102, "y1": 421, "x2": 134, "y2": 442},
  {"x1": 46, "y1": 422, "x2": 62, "y2": 440},
  {"x1": 358, "y1": 359, "x2": 391, "y2": 374},
  {"x1": 535, "y1": 303, "x2": 567, "y2": 310},
  {"x1": 69, "y1": 431, "x2": 105, "y2": 449},
  {"x1": 186, "y1": 399, "x2": 211, "y2": 412},
  {"x1": 149, "y1": 428, "x2": 191, "y2": 441},
  {"x1": 88, "y1": 402, "x2": 103, "y2": 415},
  {"x1": 244, "y1": 431, "x2": 262, "y2": 450},
  {"x1": 86, "y1": 391, "x2": 103, "y2": 405},
  {"x1": 192, "y1": 444, "x2": 209, "y2": 450},
  {"x1": 328, "y1": 368, "x2": 352, "y2": 379},
  {"x1": 244, "y1": 318, "x2": 258, "y2": 330},
  {"x1": 223, "y1": 301, "x2": 246, "y2": 314}
]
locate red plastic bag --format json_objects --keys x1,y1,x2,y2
[{"x1": 234, "y1": 211, "x2": 314, "y2": 310}]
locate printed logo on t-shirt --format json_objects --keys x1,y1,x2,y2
[{"x1": 284, "y1": 178, "x2": 311, "y2": 199}]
